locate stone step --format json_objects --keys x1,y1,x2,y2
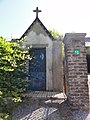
[{"x1": 22, "y1": 91, "x2": 67, "y2": 100}]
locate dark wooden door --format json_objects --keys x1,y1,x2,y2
[{"x1": 29, "y1": 48, "x2": 46, "y2": 91}]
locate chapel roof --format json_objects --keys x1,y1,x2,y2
[
  {"x1": 20, "y1": 7, "x2": 54, "y2": 40},
  {"x1": 20, "y1": 17, "x2": 54, "y2": 40}
]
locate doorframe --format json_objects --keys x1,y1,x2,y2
[
  {"x1": 26, "y1": 44, "x2": 53, "y2": 91},
  {"x1": 29, "y1": 47, "x2": 46, "y2": 91}
]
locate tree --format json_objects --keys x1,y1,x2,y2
[
  {"x1": 49, "y1": 29, "x2": 63, "y2": 39},
  {"x1": 0, "y1": 37, "x2": 31, "y2": 119}
]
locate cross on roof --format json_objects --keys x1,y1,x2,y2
[{"x1": 33, "y1": 7, "x2": 42, "y2": 18}]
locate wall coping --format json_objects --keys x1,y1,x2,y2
[{"x1": 63, "y1": 33, "x2": 86, "y2": 43}]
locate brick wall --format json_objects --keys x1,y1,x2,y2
[{"x1": 64, "y1": 33, "x2": 89, "y2": 110}]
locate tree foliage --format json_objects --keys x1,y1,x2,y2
[
  {"x1": 0, "y1": 37, "x2": 31, "y2": 119},
  {"x1": 49, "y1": 29, "x2": 63, "y2": 39}
]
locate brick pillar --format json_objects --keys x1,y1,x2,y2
[{"x1": 63, "y1": 33, "x2": 89, "y2": 110}]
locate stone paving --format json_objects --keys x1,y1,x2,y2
[
  {"x1": 12, "y1": 94, "x2": 90, "y2": 120},
  {"x1": 12, "y1": 77, "x2": 90, "y2": 120},
  {"x1": 12, "y1": 92, "x2": 66, "y2": 120},
  {"x1": 12, "y1": 98, "x2": 63, "y2": 120}
]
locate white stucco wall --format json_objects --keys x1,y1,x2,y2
[
  {"x1": 52, "y1": 41, "x2": 63, "y2": 92},
  {"x1": 22, "y1": 22, "x2": 53, "y2": 90}
]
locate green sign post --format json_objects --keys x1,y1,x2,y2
[{"x1": 74, "y1": 50, "x2": 80, "y2": 55}]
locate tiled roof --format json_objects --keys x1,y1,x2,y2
[
  {"x1": 11, "y1": 38, "x2": 20, "y2": 42},
  {"x1": 85, "y1": 37, "x2": 90, "y2": 42}
]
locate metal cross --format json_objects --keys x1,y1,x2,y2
[{"x1": 33, "y1": 7, "x2": 42, "y2": 18}]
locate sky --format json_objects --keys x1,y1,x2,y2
[{"x1": 0, "y1": 0, "x2": 90, "y2": 39}]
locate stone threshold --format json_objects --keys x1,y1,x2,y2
[{"x1": 22, "y1": 91, "x2": 67, "y2": 100}]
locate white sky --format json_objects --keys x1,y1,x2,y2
[
  {"x1": 38, "y1": 0, "x2": 90, "y2": 37},
  {"x1": 0, "y1": 0, "x2": 90, "y2": 38}
]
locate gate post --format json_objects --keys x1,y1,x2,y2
[{"x1": 63, "y1": 33, "x2": 89, "y2": 110}]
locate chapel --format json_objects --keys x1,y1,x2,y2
[
  {"x1": 11, "y1": 7, "x2": 90, "y2": 111},
  {"x1": 19, "y1": 7, "x2": 63, "y2": 91}
]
